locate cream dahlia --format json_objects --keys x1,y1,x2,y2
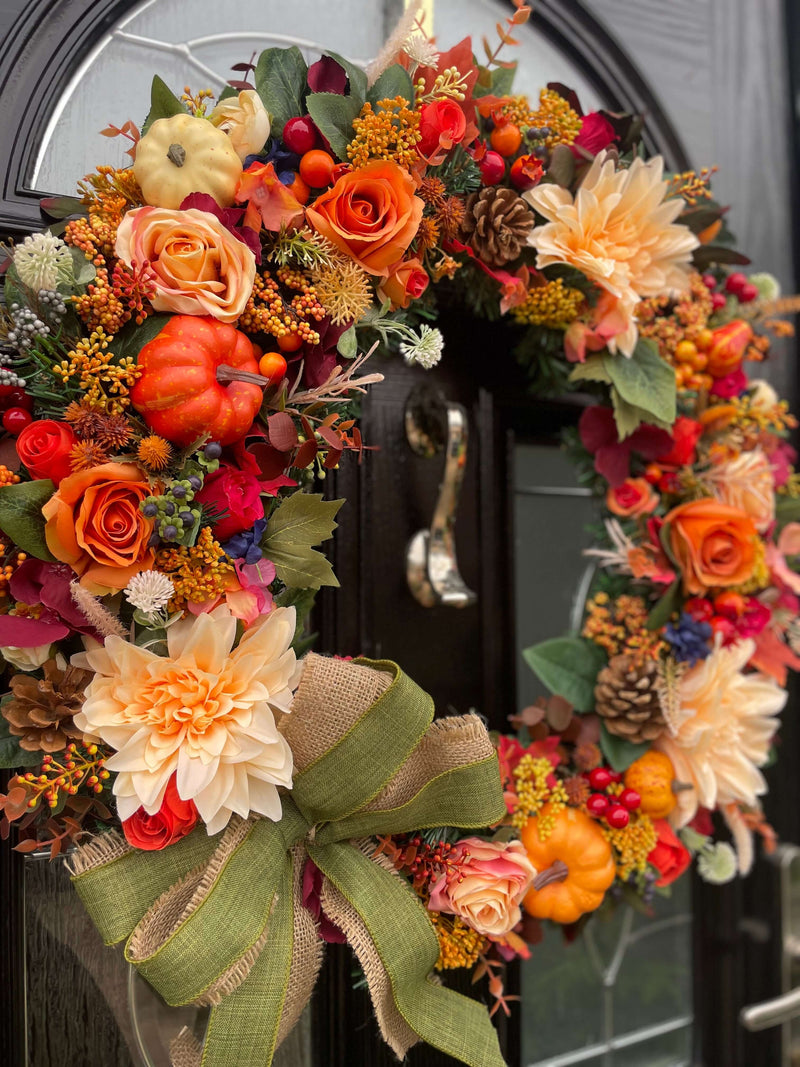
[
  {"x1": 704, "y1": 448, "x2": 775, "y2": 532},
  {"x1": 525, "y1": 152, "x2": 698, "y2": 356},
  {"x1": 655, "y1": 639, "x2": 785, "y2": 826},
  {"x1": 73, "y1": 605, "x2": 300, "y2": 834}
]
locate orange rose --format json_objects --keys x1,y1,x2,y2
[
  {"x1": 606, "y1": 478, "x2": 659, "y2": 518},
  {"x1": 305, "y1": 160, "x2": 424, "y2": 277},
  {"x1": 115, "y1": 206, "x2": 256, "y2": 323},
  {"x1": 42, "y1": 463, "x2": 155, "y2": 594},
  {"x1": 665, "y1": 498, "x2": 757, "y2": 594},
  {"x1": 377, "y1": 257, "x2": 429, "y2": 309}
]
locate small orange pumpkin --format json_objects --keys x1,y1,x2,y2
[
  {"x1": 131, "y1": 316, "x2": 263, "y2": 447},
  {"x1": 624, "y1": 751, "x2": 677, "y2": 819},
  {"x1": 521, "y1": 805, "x2": 615, "y2": 924}
]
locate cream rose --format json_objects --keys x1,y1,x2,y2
[
  {"x1": 115, "y1": 206, "x2": 256, "y2": 323},
  {"x1": 705, "y1": 448, "x2": 775, "y2": 533},
  {"x1": 1, "y1": 643, "x2": 53, "y2": 671},
  {"x1": 428, "y1": 837, "x2": 536, "y2": 938},
  {"x1": 210, "y1": 90, "x2": 271, "y2": 162}
]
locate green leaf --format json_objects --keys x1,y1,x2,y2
[
  {"x1": 218, "y1": 85, "x2": 238, "y2": 102},
  {"x1": 0, "y1": 480, "x2": 56, "y2": 561},
  {"x1": 775, "y1": 495, "x2": 800, "y2": 530},
  {"x1": 603, "y1": 338, "x2": 676, "y2": 427},
  {"x1": 646, "y1": 577, "x2": 682, "y2": 630},
  {"x1": 113, "y1": 313, "x2": 171, "y2": 363},
  {"x1": 261, "y1": 492, "x2": 344, "y2": 590},
  {"x1": 275, "y1": 585, "x2": 317, "y2": 641},
  {"x1": 68, "y1": 247, "x2": 95, "y2": 288},
  {"x1": 609, "y1": 387, "x2": 671, "y2": 441},
  {"x1": 254, "y1": 47, "x2": 308, "y2": 137},
  {"x1": 0, "y1": 718, "x2": 41, "y2": 769},
  {"x1": 336, "y1": 325, "x2": 358, "y2": 359},
  {"x1": 490, "y1": 63, "x2": 517, "y2": 97},
  {"x1": 599, "y1": 722, "x2": 648, "y2": 772},
  {"x1": 569, "y1": 355, "x2": 611, "y2": 385},
  {"x1": 692, "y1": 245, "x2": 751, "y2": 270},
  {"x1": 546, "y1": 144, "x2": 576, "y2": 189},
  {"x1": 39, "y1": 195, "x2": 86, "y2": 220},
  {"x1": 142, "y1": 75, "x2": 187, "y2": 135},
  {"x1": 367, "y1": 65, "x2": 414, "y2": 106},
  {"x1": 324, "y1": 51, "x2": 368, "y2": 107},
  {"x1": 306, "y1": 93, "x2": 362, "y2": 161},
  {"x1": 521, "y1": 636, "x2": 606, "y2": 712}
]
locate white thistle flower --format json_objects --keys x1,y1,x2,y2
[
  {"x1": 400, "y1": 325, "x2": 444, "y2": 370},
  {"x1": 679, "y1": 826, "x2": 710, "y2": 853},
  {"x1": 403, "y1": 34, "x2": 440, "y2": 69},
  {"x1": 124, "y1": 570, "x2": 175, "y2": 614},
  {"x1": 697, "y1": 842, "x2": 738, "y2": 884},
  {"x1": 584, "y1": 519, "x2": 636, "y2": 574},
  {"x1": 13, "y1": 233, "x2": 73, "y2": 292}
]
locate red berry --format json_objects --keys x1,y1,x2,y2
[
  {"x1": 644, "y1": 463, "x2": 662, "y2": 484},
  {"x1": 709, "y1": 615, "x2": 737, "y2": 643},
  {"x1": 283, "y1": 116, "x2": 319, "y2": 155},
  {"x1": 588, "y1": 767, "x2": 613, "y2": 791},
  {"x1": 685, "y1": 597, "x2": 714, "y2": 623},
  {"x1": 619, "y1": 788, "x2": 641, "y2": 811},
  {"x1": 738, "y1": 282, "x2": 759, "y2": 303},
  {"x1": 6, "y1": 389, "x2": 32, "y2": 412},
  {"x1": 701, "y1": 273, "x2": 717, "y2": 290},
  {"x1": 608, "y1": 771, "x2": 624, "y2": 784},
  {"x1": 710, "y1": 292, "x2": 727, "y2": 310},
  {"x1": 587, "y1": 793, "x2": 610, "y2": 816},
  {"x1": 509, "y1": 154, "x2": 543, "y2": 191},
  {"x1": 2, "y1": 407, "x2": 32, "y2": 434},
  {"x1": 479, "y1": 149, "x2": 505, "y2": 185},
  {"x1": 725, "y1": 272, "x2": 748, "y2": 296},
  {"x1": 606, "y1": 805, "x2": 630, "y2": 829}
]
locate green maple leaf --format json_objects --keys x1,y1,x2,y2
[{"x1": 261, "y1": 493, "x2": 344, "y2": 590}]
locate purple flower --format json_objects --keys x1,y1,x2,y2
[
  {"x1": 222, "y1": 516, "x2": 267, "y2": 565},
  {"x1": 664, "y1": 612, "x2": 712, "y2": 666},
  {"x1": 0, "y1": 560, "x2": 101, "y2": 647}
]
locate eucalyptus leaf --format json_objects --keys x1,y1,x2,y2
[
  {"x1": 0, "y1": 480, "x2": 56, "y2": 561},
  {"x1": 254, "y1": 47, "x2": 308, "y2": 137},
  {"x1": 68, "y1": 246, "x2": 95, "y2": 288},
  {"x1": 547, "y1": 144, "x2": 576, "y2": 189},
  {"x1": 599, "y1": 722, "x2": 648, "y2": 772},
  {"x1": 521, "y1": 636, "x2": 607, "y2": 712},
  {"x1": 776, "y1": 495, "x2": 800, "y2": 529}
]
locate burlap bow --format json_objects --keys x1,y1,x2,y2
[{"x1": 69, "y1": 654, "x2": 508, "y2": 1067}]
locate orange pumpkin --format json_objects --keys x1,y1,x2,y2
[
  {"x1": 624, "y1": 751, "x2": 677, "y2": 819},
  {"x1": 521, "y1": 805, "x2": 615, "y2": 924},
  {"x1": 131, "y1": 316, "x2": 263, "y2": 447}
]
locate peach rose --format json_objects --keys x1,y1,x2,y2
[
  {"x1": 305, "y1": 160, "x2": 424, "y2": 277},
  {"x1": 665, "y1": 498, "x2": 758, "y2": 594},
  {"x1": 606, "y1": 478, "x2": 659, "y2": 518},
  {"x1": 377, "y1": 257, "x2": 429, "y2": 309},
  {"x1": 42, "y1": 462, "x2": 155, "y2": 594},
  {"x1": 115, "y1": 206, "x2": 256, "y2": 323},
  {"x1": 705, "y1": 448, "x2": 775, "y2": 533},
  {"x1": 428, "y1": 837, "x2": 536, "y2": 938}
]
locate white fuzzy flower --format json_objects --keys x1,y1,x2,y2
[
  {"x1": 124, "y1": 570, "x2": 175, "y2": 614},
  {"x1": 13, "y1": 233, "x2": 73, "y2": 292},
  {"x1": 403, "y1": 34, "x2": 440, "y2": 68},
  {"x1": 697, "y1": 842, "x2": 738, "y2": 884},
  {"x1": 400, "y1": 325, "x2": 444, "y2": 369}
]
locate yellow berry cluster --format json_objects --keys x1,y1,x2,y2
[
  {"x1": 156, "y1": 527, "x2": 236, "y2": 609},
  {"x1": 180, "y1": 86, "x2": 214, "y2": 116},
  {"x1": 530, "y1": 88, "x2": 583, "y2": 148},
  {"x1": 511, "y1": 755, "x2": 568, "y2": 833},
  {"x1": 582, "y1": 592, "x2": 667, "y2": 661},
  {"x1": 0, "y1": 539, "x2": 27, "y2": 601},
  {"x1": 72, "y1": 265, "x2": 128, "y2": 334},
  {"x1": 347, "y1": 97, "x2": 421, "y2": 169},
  {"x1": 492, "y1": 94, "x2": 538, "y2": 130},
  {"x1": 53, "y1": 327, "x2": 141, "y2": 413},
  {"x1": 430, "y1": 912, "x2": 488, "y2": 971},
  {"x1": 238, "y1": 269, "x2": 324, "y2": 345},
  {"x1": 512, "y1": 278, "x2": 585, "y2": 329},
  {"x1": 0, "y1": 465, "x2": 20, "y2": 487},
  {"x1": 666, "y1": 167, "x2": 717, "y2": 206},
  {"x1": 734, "y1": 537, "x2": 770, "y2": 595},
  {"x1": 638, "y1": 273, "x2": 714, "y2": 370}
]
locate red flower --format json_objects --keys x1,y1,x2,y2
[
  {"x1": 578, "y1": 405, "x2": 672, "y2": 487},
  {"x1": 196, "y1": 465, "x2": 265, "y2": 541},
  {"x1": 710, "y1": 367, "x2": 748, "y2": 399},
  {"x1": 122, "y1": 775, "x2": 198, "y2": 851},
  {"x1": 648, "y1": 819, "x2": 692, "y2": 887},
  {"x1": 570, "y1": 112, "x2": 616, "y2": 158},
  {"x1": 16, "y1": 420, "x2": 75, "y2": 484},
  {"x1": 418, "y1": 99, "x2": 467, "y2": 157},
  {"x1": 656, "y1": 416, "x2": 703, "y2": 468}
]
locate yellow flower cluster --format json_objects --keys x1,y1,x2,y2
[
  {"x1": 492, "y1": 94, "x2": 538, "y2": 130},
  {"x1": 602, "y1": 797, "x2": 658, "y2": 880},
  {"x1": 347, "y1": 97, "x2": 421, "y2": 169},
  {"x1": 155, "y1": 527, "x2": 235, "y2": 610},
  {"x1": 53, "y1": 328, "x2": 141, "y2": 414},
  {"x1": 530, "y1": 88, "x2": 583, "y2": 148},
  {"x1": 511, "y1": 755, "x2": 568, "y2": 834},
  {"x1": 430, "y1": 912, "x2": 488, "y2": 971},
  {"x1": 734, "y1": 538, "x2": 770, "y2": 595},
  {"x1": 582, "y1": 593, "x2": 667, "y2": 661},
  {"x1": 511, "y1": 278, "x2": 585, "y2": 329},
  {"x1": 729, "y1": 395, "x2": 797, "y2": 434}
]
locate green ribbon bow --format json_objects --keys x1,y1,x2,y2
[{"x1": 71, "y1": 654, "x2": 508, "y2": 1067}]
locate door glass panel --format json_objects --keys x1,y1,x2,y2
[{"x1": 514, "y1": 443, "x2": 694, "y2": 1067}]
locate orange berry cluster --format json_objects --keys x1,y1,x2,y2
[
  {"x1": 347, "y1": 96, "x2": 421, "y2": 169},
  {"x1": 582, "y1": 593, "x2": 667, "y2": 662},
  {"x1": 0, "y1": 465, "x2": 20, "y2": 487},
  {"x1": 16, "y1": 741, "x2": 110, "y2": 811},
  {"x1": 238, "y1": 267, "x2": 325, "y2": 346}
]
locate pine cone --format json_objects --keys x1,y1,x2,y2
[
  {"x1": 461, "y1": 187, "x2": 534, "y2": 267},
  {"x1": 2, "y1": 659, "x2": 91, "y2": 753},
  {"x1": 594, "y1": 654, "x2": 666, "y2": 743}
]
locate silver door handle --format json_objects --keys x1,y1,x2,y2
[
  {"x1": 404, "y1": 384, "x2": 477, "y2": 609},
  {"x1": 741, "y1": 986, "x2": 800, "y2": 1031}
]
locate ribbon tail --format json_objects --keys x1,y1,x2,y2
[{"x1": 311, "y1": 842, "x2": 507, "y2": 1067}]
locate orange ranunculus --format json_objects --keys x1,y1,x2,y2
[
  {"x1": 377, "y1": 257, "x2": 429, "y2": 309},
  {"x1": 606, "y1": 477, "x2": 659, "y2": 518},
  {"x1": 42, "y1": 463, "x2": 155, "y2": 594},
  {"x1": 665, "y1": 498, "x2": 758, "y2": 594},
  {"x1": 115, "y1": 206, "x2": 256, "y2": 323},
  {"x1": 305, "y1": 160, "x2": 424, "y2": 277}
]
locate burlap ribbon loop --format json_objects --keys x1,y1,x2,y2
[{"x1": 70, "y1": 653, "x2": 508, "y2": 1067}]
